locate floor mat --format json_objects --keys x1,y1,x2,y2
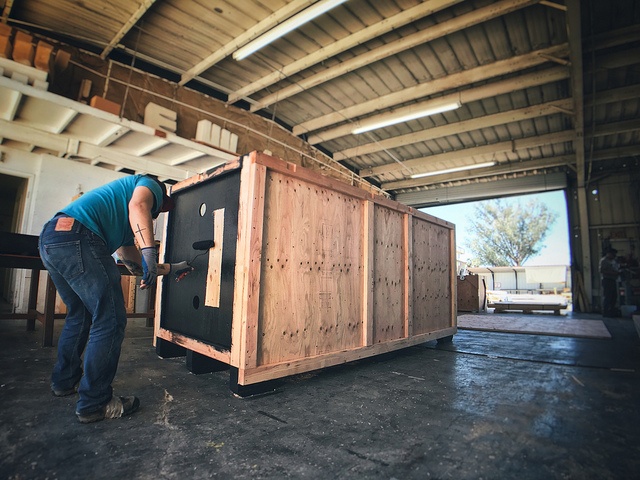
[{"x1": 457, "y1": 314, "x2": 611, "y2": 339}]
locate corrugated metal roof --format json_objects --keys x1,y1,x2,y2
[{"x1": 1, "y1": 0, "x2": 639, "y2": 205}]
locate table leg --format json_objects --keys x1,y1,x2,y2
[
  {"x1": 26, "y1": 269, "x2": 39, "y2": 331},
  {"x1": 42, "y1": 275, "x2": 57, "y2": 347}
]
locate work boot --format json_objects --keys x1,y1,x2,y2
[
  {"x1": 51, "y1": 371, "x2": 82, "y2": 397},
  {"x1": 52, "y1": 386, "x2": 77, "y2": 397},
  {"x1": 76, "y1": 396, "x2": 140, "y2": 424},
  {"x1": 51, "y1": 380, "x2": 80, "y2": 397}
]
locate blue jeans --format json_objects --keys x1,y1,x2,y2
[{"x1": 39, "y1": 214, "x2": 127, "y2": 415}]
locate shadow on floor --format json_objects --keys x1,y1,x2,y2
[{"x1": 1, "y1": 312, "x2": 639, "y2": 479}]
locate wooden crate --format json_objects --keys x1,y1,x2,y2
[
  {"x1": 457, "y1": 273, "x2": 485, "y2": 312},
  {"x1": 155, "y1": 151, "x2": 456, "y2": 394}
]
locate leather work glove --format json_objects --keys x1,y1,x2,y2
[{"x1": 141, "y1": 247, "x2": 158, "y2": 289}]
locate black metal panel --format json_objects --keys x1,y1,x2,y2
[{"x1": 161, "y1": 168, "x2": 241, "y2": 349}]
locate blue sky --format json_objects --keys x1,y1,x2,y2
[{"x1": 421, "y1": 190, "x2": 571, "y2": 266}]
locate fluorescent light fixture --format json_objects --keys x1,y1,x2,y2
[
  {"x1": 410, "y1": 161, "x2": 496, "y2": 179},
  {"x1": 233, "y1": 0, "x2": 348, "y2": 60},
  {"x1": 352, "y1": 101, "x2": 461, "y2": 135}
]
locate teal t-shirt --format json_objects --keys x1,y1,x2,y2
[{"x1": 61, "y1": 175, "x2": 163, "y2": 253}]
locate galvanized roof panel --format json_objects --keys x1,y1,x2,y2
[{"x1": 1, "y1": 0, "x2": 638, "y2": 205}]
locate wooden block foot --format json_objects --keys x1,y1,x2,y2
[
  {"x1": 186, "y1": 350, "x2": 229, "y2": 375},
  {"x1": 229, "y1": 367, "x2": 281, "y2": 398},
  {"x1": 436, "y1": 335, "x2": 454, "y2": 344},
  {"x1": 155, "y1": 337, "x2": 186, "y2": 358}
]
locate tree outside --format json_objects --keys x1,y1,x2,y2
[{"x1": 466, "y1": 198, "x2": 558, "y2": 267}]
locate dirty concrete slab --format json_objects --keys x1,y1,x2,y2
[{"x1": 1, "y1": 316, "x2": 639, "y2": 479}]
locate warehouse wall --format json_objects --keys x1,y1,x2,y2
[
  {"x1": 567, "y1": 170, "x2": 640, "y2": 311},
  {"x1": 43, "y1": 42, "x2": 377, "y2": 194},
  {"x1": 0, "y1": 149, "x2": 126, "y2": 234}
]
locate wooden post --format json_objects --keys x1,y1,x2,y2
[
  {"x1": 42, "y1": 275, "x2": 57, "y2": 347},
  {"x1": 231, "y1": 154, "x2": 267, "y2": 381},
  {"x1": 362, "y1": 200, "x2": 374, "y2": 346},
  {"x1": 404, "y1": 213, "x2": 413, "y2": 337},
  {"x1": 26, "y1": 269, "x2": 39, "y2": 331}
]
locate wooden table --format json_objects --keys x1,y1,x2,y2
[
  {"x1": 0, "y1": 233, "x2": 155, "y2": 347},
  {"x1": 0, "y1": 252, "x2": 60, "y2": 346}
]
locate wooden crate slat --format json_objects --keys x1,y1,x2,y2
[
  {"x1": 361, "y1": 200, "x2": 375, "y2": 346},
  {"x1": 412, "y1": 217, "x2": 454, "y2": 334},
  {"x1": 372, "y1": 204, "x2": 405, "y2": 344},
  {"x1": 257, "y1": 169, "x2": 364, "y2": 365}
]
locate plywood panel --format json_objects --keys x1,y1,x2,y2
[
  {"x1": 257, "y1": 170, "x2": 364, "y2": 365},
  {"x1": 372, "y1": 205, "x2": 405, "y2": 343},
  {"x1": 411, "y1": 218, "x2": 453, "y2": 334}
]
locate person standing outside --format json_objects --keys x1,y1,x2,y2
[
  {"x1": 599, "y1": 247, "x2": 620, "y2": 317},
  {"x1": 39, "y1": 174, "x2": 179, "y2": 423}
]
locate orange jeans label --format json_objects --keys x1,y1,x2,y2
[{"x1": 54, "y1": 217, "x2": 74, "y2": 231}]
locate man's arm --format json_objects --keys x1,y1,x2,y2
[
  {"x1": 129, "y1": 186, "x2": 156, "y2": 250},
  {"x1": 125, "y1": 186, "x2": 192, "y2": 283},
  {"x1": 115, "y1": 244, "x2": 173, "y2": 277},
  {"x1": 129, "y1": 186, "x2": 158, "y2": 289}
]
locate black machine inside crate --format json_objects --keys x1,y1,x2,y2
[{"x1": 161, "y1": 169, "x2": 241, "y2": 350}]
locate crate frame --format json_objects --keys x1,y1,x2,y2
[{"x1": 154, "y1": 151, "x2": 457, "y2": 393}]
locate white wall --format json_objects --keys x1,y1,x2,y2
[
  {"x1": 1, "y1": 148, "x2": 168, "y2": 312},
  {"x1": 468, "y1": 265, "x2": 571, "y2": 293},
  {"x1": 32, "y1": 155, "x2": 127, "y2": 233}
]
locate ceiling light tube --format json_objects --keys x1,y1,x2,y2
[
  {"x1": 410, "y1": 161, "x2": 496, "y2": 179},
  {"x1": 352, "y1": 100, "x2": 461, "y2": 135},
  {"x1": 233, "y1": 0, "x2": 348, "y2": 60}
]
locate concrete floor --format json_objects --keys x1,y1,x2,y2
[{"x1": 1, "y1": 313, "x2": 639, "y2": 479}]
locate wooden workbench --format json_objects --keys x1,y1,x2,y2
[
  {"x1": 0, "y1": 232, "x2": 154, "y2": 347},
  {"x1": 0, "y1": 231, "x2": 60, "y2": 347}
]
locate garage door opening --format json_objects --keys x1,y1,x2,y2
[{"x1": 422, "y1": 190, "x2": 571, "y2": 316}]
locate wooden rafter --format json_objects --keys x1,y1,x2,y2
[
  {"x1": 381, "y1": 117, "x2": 640, "y2": 191},
  {"x1": 249, "y1": 0, "x2": 538, "y2": 112},
  {"x1": 294, "y1": 43, "x2": 570, "y2": 138},
  {"x1": 364, "y1": 130, "x2": 576, "y2": 179},
  {"x1": 340, "y1": 81, "x2": 640, "y2": 162},
  {"x1": 100, "y1": 0, "x2": 157, "y2": 59},
  {"x1": 179, "y1": 0, "x2": 315, "y2": 86},
  {"x1": 330, "y1": 67, "x2": 571, "y2": 152},
  {"x1": 384, "y1": 154, "x2": 576, "y2": 191},
  {"x1": 227, "y1": 0, "x2": 464, "y2": 105},
  {"x1": 348, "y1": 98, "x2": 574, "y2": 165}
]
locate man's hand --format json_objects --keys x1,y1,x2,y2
[
  {"x1": 170, "y1": 261, "x2": 194, "y2": 282},
  {"x1": 155, "y1": 261, "x2": 194, "y2": 282},
  {"x1": 141, "y1": 247, "x2": 158, "y2": 289}
]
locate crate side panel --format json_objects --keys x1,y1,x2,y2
[
  {"x1": 412, "y1": 217, "x2": 453, "y2": 334},
  {"x1": 372, "y1": 205, "x2": 405, "y2": 343},
  {"x1": 161, "y1": 170, "x2": 241, "y2": 349},
  {"x1": 257, "y1": 171, "x2": 364, "y2": 365}
]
